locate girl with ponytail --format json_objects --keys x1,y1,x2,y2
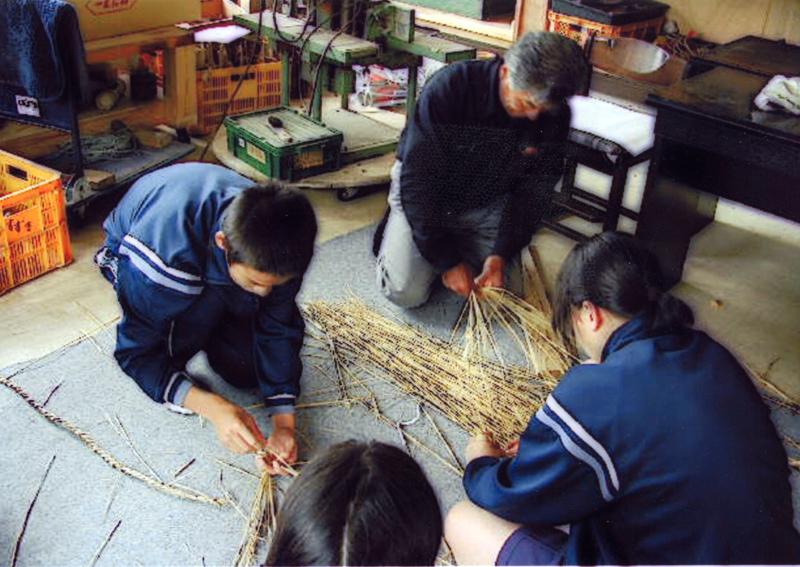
[
  {"x1": 447, "y1": 232, "x2": 800, "y2": 566},
  {"x1": 552, "y1": 231, "x2": 694, "y2": 361}
]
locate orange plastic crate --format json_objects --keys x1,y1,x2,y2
[
  {"x1": 547, "y1": 10, "x2": 664, "y2": 46},
  {"x1": 195, "y1": 59, "x2": 283, "y2": 135},
  {"x1": 0, "y1": 150, "x2": 72, "y2": 294}
]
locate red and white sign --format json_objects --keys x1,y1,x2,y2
[{"x1": 84, "y1": 0, "x2": 138, "y2": 16}]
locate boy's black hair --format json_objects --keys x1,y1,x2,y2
[
  {"x1": 265, "y1": 441, "x2": 443, "y2": 566},
  {"x1": 222, "y1": 183, "x2": 317, "y2": 276},
  {"x1": 553, "y1": 231, "x2": 694, "y2": 349}
]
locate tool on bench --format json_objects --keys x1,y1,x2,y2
[{"x1": 266, "y1": 115, "x2": 294, "y2": 143}]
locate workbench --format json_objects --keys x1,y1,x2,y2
[
  {"x1": 234, "y1": 10, "x2": 475, "y2": 120},
  {"x1": 636, "y1": 66, "x2": 800, "y2": 286}
]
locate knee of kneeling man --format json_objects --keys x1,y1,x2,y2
[
  {"x1": 381, "y1": 283, "x2": 430, "y2": 308},
  {"x1": 376, "y1": 269, "x2": 430, "y2": 308}
]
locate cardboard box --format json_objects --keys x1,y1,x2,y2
[
  {"x1": 68, "y1": 0, "x2": 201, "y2": 41},
  {"x1": 201, "y1": 0, "x2": 224, "y2": 18}
]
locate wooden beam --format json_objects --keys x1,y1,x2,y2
[
  {"x1": 393, "y1": 1, "x2": 514, "y2": 44},
  {"x1": 164, "y1": 45, "x2": 198, "y2": 128},
  {"x1": 396, "y1": 0, "x2": 516, "y2": 20},
  {"x1": 514, "y1": 0, "x2": 549, "y2": 39},
  {"x1": 85, "y1": 26, "x2": 195, "y2": 65}
]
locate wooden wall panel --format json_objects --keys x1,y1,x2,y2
[
  {"x1": 763, "y1": 0, "x2": 800, "y2": 44},
  {"x1": 665, "y1": 0, "x2": 799, "y2": 45}
]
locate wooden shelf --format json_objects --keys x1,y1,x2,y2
[{"x1": 0, "y1": 99, "x2": 166, "y2": 160}]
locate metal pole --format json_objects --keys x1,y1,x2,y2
[
  {"x1": 406, "y1": 61, "x2": 419, "y2": 119},
  {"x1": 281, "y1": 49, "x2": 291, "y2": 106},
  {"x1": 311, "y1": 63, "x2": 327, "y2": 121}
]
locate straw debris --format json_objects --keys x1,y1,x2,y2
[{"x1": 0, "y1": 374, "x2": 225, "y2": 506}]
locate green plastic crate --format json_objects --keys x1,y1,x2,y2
[{"x1": 225, "y1": 107, "x2": 343, "y2": 182}]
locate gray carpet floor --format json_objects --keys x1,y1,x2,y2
[{"x1": 1, "y1": 226, "x2": 798, "y2": 566}]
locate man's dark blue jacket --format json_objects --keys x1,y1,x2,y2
[
  {"x1": 396, "y1": 57, "x2": 570, "y2": 271},
  {"x1": 464, "y1": 315, "x2": 800, "y2": 564},
  {"x1": 102, "y1": 163, "x2": 304, "y2": 413}
]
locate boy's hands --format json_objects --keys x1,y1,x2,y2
[
  {"x1": 183, "y1": 386, "x2": 298, "y2": 476},
  {"x1": 256, "y1": 413, "x2": 298, "y2": 476},
  {"x1": 184, "y1": 387, "x2": 266, "y2": 454},
  {"x1": 442, "y1": 262, "x2": 475, "y2": 297}
]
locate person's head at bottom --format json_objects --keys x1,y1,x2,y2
[
  {"x1": 265, "y1": 440, "x2": 443, "y2": 566},
  {"x1": 216, "y1": 183, "x2": 318, "y2": 298},
  {"x1": 552, "y1": 231, "x2": 694, "y2": 362}
]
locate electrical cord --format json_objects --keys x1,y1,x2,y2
[
  {"x1": 305, "y1": 0, "x2": 366, "y2": 116},
  {"x1": 272, "y1": 0, "x2": 317, "y2": 45}
]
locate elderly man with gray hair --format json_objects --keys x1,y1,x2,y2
[{"x1": 374, "y1": 32, "x2": 588, "y2": 307}]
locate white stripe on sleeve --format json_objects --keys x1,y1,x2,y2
[
  {"x1": 120, "y1": 248, "x2": 204, "y2": 295},
  {"x1": 536, "y1": 408, "x2": 614, "y2": 502},
  {"x1": 546, "y1": 396, "x2": 620, "y2": 491},
  {"x1": 123, "y1": 235, "x2": 202, "y2": 282}
]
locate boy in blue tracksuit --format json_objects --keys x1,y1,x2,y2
[
  {"x1": 96, "y1": 163, "x2": 317, "y2": 474},
  {"x1": 445, "y1": 232, "x2": 800, "y2": 565}
]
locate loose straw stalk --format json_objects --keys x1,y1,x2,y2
[
  {"x1": 0, "y1": 374, "x2": 224, "y2": 506},
  {"x1": 303, "y1": 294, "x2": 570, "y2": 447},
  {"x1": 10, "y1": 455, "x2": 56, "y2": 567}
]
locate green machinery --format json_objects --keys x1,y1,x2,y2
[
  {"x1": 230, "y1": 1, "x2": 477, "y2": 197},
  {"x1": 226, "y1": 107, "x2": 344, "y2": 181}
]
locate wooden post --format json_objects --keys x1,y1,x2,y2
[
  {"x1": 164, "y1": 45, "x2": 197, "y2": 128},
  {"x1": 281, "y1": 49, "x2": 291, "y2": 106},
  {"x1": 514, "y1": 0, "x2": 550, "y2": 38},
  {"x1": 406, "y1": 61, "x2": 419, "y2": 119}
]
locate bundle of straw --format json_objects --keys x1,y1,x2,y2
[
  {"x1": 304, "y1": 298, "x2": 569, "y2": 447},
  {"x1": 234, "y1": 472, "x2": 277, "y2": 567},
  {"x1": 452, "y1": 287, "x2": 575, "y2": 375}
]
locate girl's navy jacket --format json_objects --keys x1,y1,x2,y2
[
  {"x1": 464, "y1": 315, "x2": 800, "y2": 564},
  {"x1": 101, "y1": 163, "x2": 304, "y2": 413}
]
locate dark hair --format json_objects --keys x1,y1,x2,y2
[
  {"x1": 266, "y1": 441, "x2": 443, "y2": 566},
  {"x1": 504, "y1": 31, "x2": 589, "y2": 103},
  {"x1": 222, "y1": 184, "x2": 317, "y2": 276},
  {"x1": 553, "y1": 232, "x2": 694, "y2": 348}
]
